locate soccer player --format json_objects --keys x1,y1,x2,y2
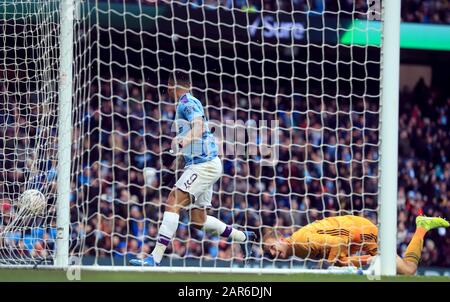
[
  {"x1": 130, "y1": 71, "x2": 256, "y2": 266},
  {"x1": 263, "y1": 215, "x2": 449, "y2": 275}
]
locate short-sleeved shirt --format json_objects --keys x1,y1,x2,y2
[{"x1": 175, "y1": 93, "x2": 218, "y2": 166}]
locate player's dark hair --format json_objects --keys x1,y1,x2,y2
[{"x1": 168, "y1": 70, "x2": 191, "y2": 87}]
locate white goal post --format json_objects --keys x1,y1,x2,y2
[
  {"x1": 378, "y1": 0, "x2": 401, "y2": 276},
  {"x1": 0, "y1": 0, "x2": 400, "y2": 275},
  {"x1": 55, "y1": 0, "x2": 74, "y2": 268}
]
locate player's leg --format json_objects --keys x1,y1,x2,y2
[
  {"x1": 396, "y1": 255, "x2": 418, "y2": 275},
  {"x1": 190, "y1": 189, "x2": 257, "y2": 257},
  {"x1": 190, "y1": 207, "x2": 244, "y2": 241},
  {"x1": 190, "y1": 198, "x2": 251, "y2": 242},
  {"x1": 129, "y1": 187, "x2": 190, "y2": 266},
  {"x1": 190, "y1": 187, "x2": 247, "y2": 239},
  {"x1": 149, "y1": 188, "x2": 191, "y2": 263},
  {"x1": 397, "y1": 216, "x2": 449, "y2": 275},
  {"x1": 189, "y1": 158, "x2": 256, "y2": 256},
  {"x1": 130, "y1": 167, "x2": 198, "y2": 266}
]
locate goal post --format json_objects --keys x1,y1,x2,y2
[
  {"x1": 0, "y1": 0, "x2": 402, "y2": 275},
  {"x1": 379, "y1": 0, "x2": 401, "y2": 276},
  {"x1": 55, "y1": 0, "x2": 75, "y2": 268}
]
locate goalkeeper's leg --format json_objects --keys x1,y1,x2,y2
[{"x1": 397, "y1": 215, "x2": 449, "y2": 275}]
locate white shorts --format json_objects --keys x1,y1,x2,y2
[{"x1": 175, "y1": 157, "x2": 222, "y2": 208}]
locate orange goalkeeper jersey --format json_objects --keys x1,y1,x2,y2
[{"x1": 286, "y1": 215, "x2": 378, "y2": 265}]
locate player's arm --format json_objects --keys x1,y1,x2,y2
[
  {"x1": 177, "y1": 116, "x2": 204, "y2": 148},
  {"x1": 172, "y1": 154, "x2": 185, "y2": 170},
  {"x1": 337, "y1": 255, "x2": 372, "y2": 267},
  {"x1": 325, "y1": 236, "x2": 349, "y2": 266},
  {"x1": 335, "y1": 236, "x2": 377, "y2": 267},
  {"x1": 160, "y1": 149, "x2": 185, "y2": 188},
  {"x1": 291, "y1": 232, "x2": 349, "y2": 265},
  {"x1": 305, "y1": 233, "x2": 349, "y2": 266},
  {"x1": 176, "y1": 100, "x2": 205, "y2": 148}
]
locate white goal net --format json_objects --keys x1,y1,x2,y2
[
  {"x1": 0, "y1": 0, "x2": 60, "y2": 265},
  {"x1": 1, "y1": 0, "x2": 386, "y2": 271}
]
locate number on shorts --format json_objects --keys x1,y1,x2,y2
[{"x1": 184, "y1": 173, "x2": 198, "y2": 190}]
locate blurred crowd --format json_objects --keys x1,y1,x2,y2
[
  {"x1": 402, "y1": 0, "x2": 450, "y2": 24},
  {"x1": 0, "y1": 73, "x2": 449, "y2": 268},
  {"x1": 120, "y1": 0, "x2": 450, "y2": 24},
  {"x1": 191, "y1": 0, "x2": 374, "y2": 16},
  {"x1": 136, "y1": 0, "x2": 371, "y2": 15},
  {"x1": 397, "y1": 79, "x2": 450, "y2": 267},
  {"x1": 66, "y1": 77, "x2": 381, "y2": 263},
  {"x1": 0, "y1": 0, "x2": 449, "y2": 268}
]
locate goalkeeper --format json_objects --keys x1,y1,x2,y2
[
  {"x1": 130, "y1": 71, "x2": 256, "y2": 266},
  {"x1": 263, "y1": 215, "x2": 449, "y2": 275}
]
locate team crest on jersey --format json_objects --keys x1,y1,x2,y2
[{"x1": 180, "y1": 96, "x2": 189, "y2": 103}]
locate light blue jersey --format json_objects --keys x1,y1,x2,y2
[{"x1": 175, "y1": 93, "x2": 218, "y2": 166}]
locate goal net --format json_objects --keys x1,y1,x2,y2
[
  {"x1": 0, "y1": 0, "x2": 60, "y2": 265},
  {"x1": 1, "y1": 0, "x2": 386, "y2": 271}
]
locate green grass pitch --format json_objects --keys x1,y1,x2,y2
[{"x1": 0, "y1": 268, "x2": 448, "y2": 282}]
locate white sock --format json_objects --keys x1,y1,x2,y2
[
  {"x1": 204, "y1": 215, "x2": 246, "y2": 242},
  {"x1": 151, "y1": 211, "x2": 179, "y2": 263}
]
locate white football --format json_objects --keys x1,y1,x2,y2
[{"x1": 18, "y1": 189, "x2": 46, "y2": 215}]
